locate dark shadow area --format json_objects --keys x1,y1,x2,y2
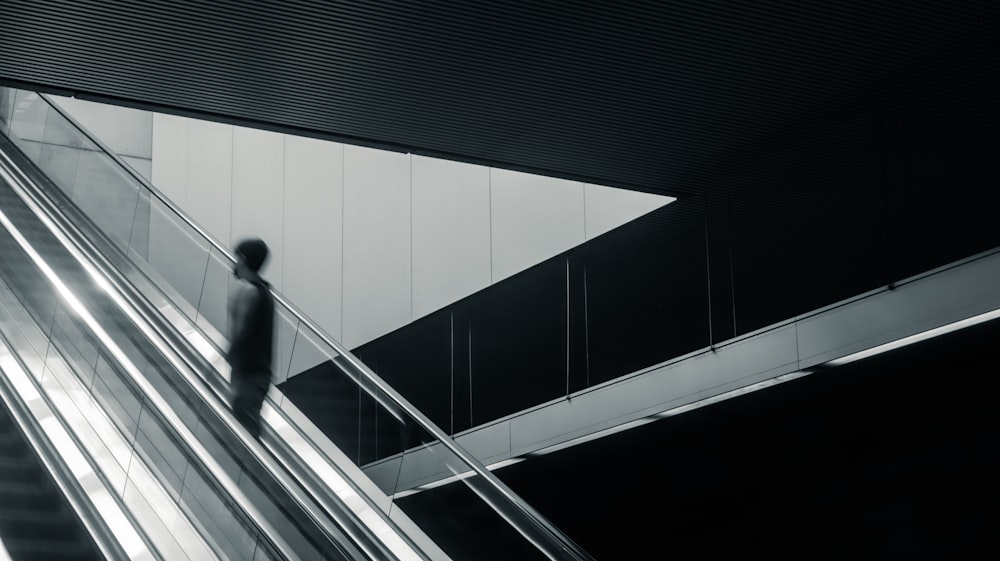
[
  {"x1": 279, "y1": 361, "x2": 363, "y2": 463},
  {"x1": 0, "y1": 397, "x2": 106, "y2": 561},
  {"x1": 327, "y1": 4, "x2": 1000, "y2": 439},
  {"x1": 399, "y1": 318, "x2": 1000, "y2": 560},
  {"x1": 394, "y1": 482, "x2": 550, "y2": 561}
]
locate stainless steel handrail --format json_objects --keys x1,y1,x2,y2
[
  {"x1": 41, "y1": 93, "x2": 594, "y2": 561},
  {"x1": 0, "y1": 118, "x2": 409, "y2": 561},
  {"x1": 0, "y1": 335, "x2": 141, "y2": 561},
  {"x1": 0, "y1": 144, "x2": 313, "y2": 561}
]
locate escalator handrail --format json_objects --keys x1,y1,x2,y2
[
  {"x1": 0, "y1": 145, "x2": 343, "y2": 561},
  {"x1": 1, "y1": 119, "x2": 411, "y2": 558},
  {"x1": 0, "y1": 333, "x2": 143, "y2": 561},
  {"x1": 41, "y1": 93, "x2": 594, "y2": 561}
]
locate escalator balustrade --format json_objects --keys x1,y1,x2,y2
[{"x1": 0, "y1": 398, "x2": 104, "y2": 561}]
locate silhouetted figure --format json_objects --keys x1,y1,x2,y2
[{"x1": 227, "y1": 238, "x2": 275, "y2": 440}]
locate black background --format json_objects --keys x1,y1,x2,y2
[{"x1": 399, "y1": 317, "x2": 1000, "y2": 560}]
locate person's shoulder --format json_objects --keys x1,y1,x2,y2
[{"x1": 236, "y1": 279, "x2": 263, "y2": 302}]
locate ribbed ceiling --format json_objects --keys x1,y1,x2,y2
[{"x1": 1, "y1": 0, "x2": 997, "y2": 197}]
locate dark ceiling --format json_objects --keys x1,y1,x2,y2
[
  {"x1": 2, "y1": 0, "x2": 996, "y2": 199},
  {"x1": 3, "y1": 0, "x2": 999, "y2": 342}
]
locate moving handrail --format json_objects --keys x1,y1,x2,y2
[
  {"x1": 1, "y1": 97, "x2": 431, "y2": 560},
  {"x1": 11, "y1": 89, "x2": 594, "y2": 561},
  {"x1": 0, "y1": 311, "x2": 147, "y2": 561},
  {"x1": 0, "y1": 149, "x2": 367, "y2": 560}
]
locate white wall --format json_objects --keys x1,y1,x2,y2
[
  {"x1": 145, "y1": 114, "x2": 674, "y2": 350},
  {"x1": 585, "y1": 183, "x2": 672, "y2": 240},
  {"x1": 411, "y1": 155, "x2": 492, "y2": 319},
  {"x1": 232, "y1": 126, "x2": 285, "y2": 289},
  {"x1": 186, "y1": 120, "x2": 234, "y2": 245},
  {"x1": 44, "y1": 97, "x2": 675, "y2": 352},
  {"x1": 342, "y1": 144, "x2": 412, "y2": 347},
  {"x1": 490, "y1": 168, "x2": 586, "y2": 282},
  {"x1": 283, "y1": 135, "x2": 343, "y2": 342}
]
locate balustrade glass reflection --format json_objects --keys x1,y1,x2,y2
[
  {"x1": 0, "y1": 86, "x2": 593, "y2": 561},
  {"x1": 0, "y1": 211, "x2": 267, "y2": 560}
]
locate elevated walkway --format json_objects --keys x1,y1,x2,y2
[{"x1": 366, "y1": 240, "x2": 1000, "y2": 494}]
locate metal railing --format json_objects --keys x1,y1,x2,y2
[{"x1": 1, "y1": 87, "x2": 594, "y2": 561}]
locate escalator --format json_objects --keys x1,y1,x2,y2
[
  {"x1": 0, "y1": 87, "x2": 595, "y2": 560},
  {"x1": 0, "y1": 162, "x2": 369, "y2": 559},
  {"x1": 0, "y1": 396, "x2": 103, "y2": 561}
]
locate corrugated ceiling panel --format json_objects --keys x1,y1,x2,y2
[{"x1": 1, "y1": 0, "x2": 997, "y2": 195}]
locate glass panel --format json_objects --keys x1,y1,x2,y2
[
  {"x1": 0, "y1": 205, "x2": 286, "y2": 561},
  {"x1": 135, "y1": 397, "x2": 190, "y2": 501},
  {"x1": 8, "y1": 89, "x2": 48, "y2": 145},
  {"x1": 126, "y1": 190, "x2": 152, "y2": 263},
  {"x1": 281, "y1": 321, "x2": 337, "y2": 393},
  {"x1": 90, "y1": 352, "x2": 143, "y2": 444},
  {"x1": 146, "y1": 197, "x2": 211, "y2": 323},
  {"x1": 41, "y1": 101, "x2": 97, "y2": 150},
  {"x1": 196, "y1": 246, "x2": 234, "y2": 342},
  {"x1": 0, "y1": 85, "x2": 594, "y2": 561},
  {"x1": 34, "y1": 142, "x2": 83, "y2": 197},
  {"x1": 178, "y1": 461, "x2": 257, "y2": 561},
  {"x1": 278, "y1": 326, "x2": 355, "y2": 451},
  {"x1": 279, "y1": 320, "x2": 565, "y2": 560},
  {"x1": 0, "y1": 87, "x2": 14, "y2": 134},
  {"x1": 272, "y1": 308, "x2": 300, "y2": 388},
  {"x1": 0, "y1": 229, "x2": 200, "y2": 552},
  {"x1": 69, "y1": 149, "x2": 142, "y2": 251}
]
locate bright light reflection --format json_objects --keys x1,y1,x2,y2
[
  {"x1": 1, "y1": 195, "x2": 427, "y2": 560},
  {"x1": 0, "y1": 204, "x2": 213, "y2": 557},
  {"x1": 263, "y1": 394, "x2": 429, "y2": 561},
  {"x1": 393, "y1": 456, "x2": 526, "y2": 499},
  {"x1": 92, "y1": 272, "x2": 113, "y2": 294},
  {"x1": 826, "y1": 307, "x2": 1000, "y2": 367},
  {"x1": 391, "y1": 304, "x2": 1000, "y2": 499},
  {"x1": 0, "y1": 537, "x2": 13, "y2": 561},
  {"x1": 40, "y1": 414, "x2": 94, "y2": 478},
  {"x1": 91, "y1": 492, "x2": 152, "y2": 560},
  {"x1": 1, "y1": 351, "x2": 41, "y2": 402},
  {"x1": 0, "y1": 341, "x2": 153, "y2": 561},
  {"x1": 513, "y1": 306, "x2": 1000, "y2": 468}
]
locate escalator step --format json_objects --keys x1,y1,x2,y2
[
  {"x1": 0, "y1": 430, "x2": 22, "y2": 453},
  {"x1": 0, "y1": 408, "x2": 104, "y2": 561},
  {"x1": 0, "y1": 480, "x2": 64, "y2": 512},
  {"x1": 0, "y1": 535, "x2": 99, "y2": 561},
  {"x1": 0, "y1": 504, "x2": 84, "y2": 536},
  {"x1": 0, "y1": 457, "x2": 47, "y2": 484}
]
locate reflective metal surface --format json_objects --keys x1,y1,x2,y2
[
  {"x1": 0, "y1": 283, "x2": 162, "y2": 561},
  {"x1": 0, "y1": 140, "x2": 360, "y2": 558},
  {"x1": 1, "y1": 85, "x2": 595, "y2": 560},
  {"x1": 0, "y1": 90, "x2": 424, "y2": 560}
]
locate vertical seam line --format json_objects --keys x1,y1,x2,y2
[
  {"x1": 341, "y1": 143, "x2": 346, "y2": 343},
  {"x1": 409, "y1": 153, "x2": 413, "y2": 321},
  {"x1": 488, "y1": 168, "x2": 494, "y2": 284}
]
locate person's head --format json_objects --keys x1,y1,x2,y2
[{"x1": 234, "y1": 238, "x2": 269, "y2": 280}]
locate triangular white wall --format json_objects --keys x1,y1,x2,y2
[{"x1": 55, "y1": 98, "x2": 673, "y2": 348}]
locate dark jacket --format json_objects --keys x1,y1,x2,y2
[{"x1": 227, "y1": 278, "x2": 274, "y2": 374}]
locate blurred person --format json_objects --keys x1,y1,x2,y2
[{"x1": 226, "y1": 238, "x2": 275, "y2": 440}]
